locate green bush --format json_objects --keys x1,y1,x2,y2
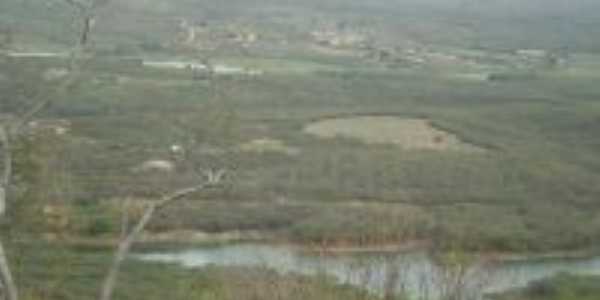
[{"x1": 86, "y1": 217, "x2": 114, "y2": 237}]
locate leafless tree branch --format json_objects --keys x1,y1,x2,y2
[
  {"x1": 10, "y1": 52, "x2": 84, "y2": 135},
  {"x1": 0, "y1": 127, "x2": 11, "y2": 191},
  {"x1": 0, "y1": 242, "x2": 17, "y2": 300},
  {"x1": 0, "y1": 24, "x2": 83, "y2": 300},
  {"x1": 99, "y1": 176, "x2": 223, "y2": 300},
  {"x1": 62, "y1": 0, "x2": 111, "y2": 48},
  {"x1": 63, "y1": 0, "x2": 88, "y2": 14},
  {"x1": 0, "y1": 125, "x2": 17, "y2": 300}
]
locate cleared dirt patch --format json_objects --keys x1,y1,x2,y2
[
  {"x1": 240, "y1": 138, "x2": 300, "y2": 155},
  {"x1": 304, "y1": 116, "x2": 482, "y2": 152}
]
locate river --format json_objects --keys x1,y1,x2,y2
[{"x1": 136, "y1": 244, "x2": 600, "y2": 299}]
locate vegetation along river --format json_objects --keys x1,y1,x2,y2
[{"x1": 136, "y1": 244, "x2": 600, "y2": 299}]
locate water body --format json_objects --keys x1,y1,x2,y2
[{"x1": 136, "y1": 244, "x2": 600, "y2": 299}]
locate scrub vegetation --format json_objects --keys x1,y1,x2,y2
[{"x1": 2, "y1": 0, "x2": 600, "y2": 299}]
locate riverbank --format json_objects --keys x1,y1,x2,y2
[
  {"x1": 135, "y1": 242, "x2": 600, "y2": 299},
  {"x1": 42, "y1": 230, "x2": 600, "y2": 262},
  {"x1": 6, "y1": 240, "x2": 382, "y2": 300},
  {"x1": 493, "y1": 273, "x2": 600, "y2": 300}
]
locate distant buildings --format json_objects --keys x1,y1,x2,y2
[
  {"x1": 311, "y1": 28, "x2": 369, "y2": 49},
  {"x1": 175, "y1": 18, "x2": 260, "y2": 50},
  {"x1": 515, "y1": 48, "x2": 569, "y2": 68}
]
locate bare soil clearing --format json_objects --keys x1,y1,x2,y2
[
  {"x1": 304, "y1": 116, "x2": 482, "y2": 152},
  {"x1": 239, "y1": 138, "x2": 300, "y2": 155}
]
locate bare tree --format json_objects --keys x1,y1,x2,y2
[
  {"x1": 0, "y1": 127, "x2": 17, "y2": 300},
  {"x1": 1, "y1": 3, "x2": 238, "y2": 299},
  {"x1": 99, "y1": 169, "x2": 226, "y2": 300},
  {"x1": 62, "y1": 0, "x2": 110, "y2": 48},
  {"x1": 0, "y1": 2, "x2": 93, "y2": 294},
  {"x1": 0, "y1": 66, "x2": 79, "y2": 300}
]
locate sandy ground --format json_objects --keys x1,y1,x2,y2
[{"x1": 304, "y1": 116, "x2": 482, "y2": 152}]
